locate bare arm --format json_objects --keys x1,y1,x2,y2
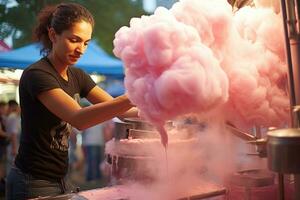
[
  {"x1": 117, "y1": 107, "x2": 139, "y2": 120},
  {"x1": 10, "y1": 134, "x2": 17, "y2": 156},
  {"x1": 38, "y1": 86, "x2": 133, "y2": 130},
  {"x1": 86, "y1": 86, "x2": 139, "y2": 120}
]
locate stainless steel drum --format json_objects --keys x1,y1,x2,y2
[
  {"x1": 114, "y1": 117, "x2": 173, "y2": 140},
  {"x1": 106, "y1": 154, "x2": 158, "y2": 183},
  {"x1": 123, "y1": 117, "x2": 155, "y2": 131},
  {"x1": 267, "y1": 128, "x2": 300, "y2": 200},
  {"x1": 113, "y1": 120, "x2": 134, "y2": 140},
  {"x1": 128, "y1": 129, "x2": 160, "y2": 139},
  {"x1": 124, "y1": 117, "x2": 173, "y2": 131},
  {"x1": 267, "y1": 128, "x2": 300, "y2": 173},
  {"x1": 113, "y1": 118, "x2": 159, "y2": 140}
]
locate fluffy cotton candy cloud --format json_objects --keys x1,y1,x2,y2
[
  {"x1": 113, "y1": 0, "x2": 290, "y2": 143},
  {"x1": 171, "y1": 0, "x2": 233, "y2": 60},
  {"x1": 170, "y1": 0, "x2": 289, "y2": 128},
  {"x1": 222, "y1": 6, "x2": 289, "y2": 128},
  {"x1": 233, "y1": 6, "x2": 285, "y2": 61},
  {"x1": 114, "y1": 7, "x2": 229, "y2": 145},
  {"x1": 254, "y1": 0, "x2": 280, "y2": 13}
]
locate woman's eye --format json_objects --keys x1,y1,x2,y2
[{"x1": 70, "y1": 38, "x2": 78, "y2": 43}]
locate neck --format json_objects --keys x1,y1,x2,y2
[{"x1": 47, "y1": 53, "x2": 68, "y2": 80}]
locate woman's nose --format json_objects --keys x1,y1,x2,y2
[{"x1": 76, "y1": 43, "x2": 87, "y2": 54}]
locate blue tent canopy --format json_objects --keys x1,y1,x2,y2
[
  {"x1": 106, "y1": 82, "x2": 125, "y2": 97},
  {"x1": 0, "y1": 41, "x2": 124, "y2": 76}
]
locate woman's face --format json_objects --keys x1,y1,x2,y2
[{"x1": 50, "y1": 20, "x2": 93, "y2": 66}]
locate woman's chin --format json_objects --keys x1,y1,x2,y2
[{"x1": 69, "y1": 59, "x2": 79, "y2": 65}]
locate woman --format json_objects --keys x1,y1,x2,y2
[{"x1": 6, "y1": 2, "x2": 136, "y2": 199}]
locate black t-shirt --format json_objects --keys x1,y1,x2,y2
[{"x1": 15, "y1": 57, "x2": 96, "y2": 181}]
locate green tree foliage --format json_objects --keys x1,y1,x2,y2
[
  {"x1": 0, "y1": 0, "x2": 146, "y2": 55},
  {"x1": 0, "y1": 0, "x2": 61, "y2": 48}
]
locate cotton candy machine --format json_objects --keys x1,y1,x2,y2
[
  {"x1": 104, "y1": 117, "x2": 227, "y2": 199},
  {"x1": 267, "y1": 128, "x2": 300, "y2": 200},
  {"x1": 223, "y1": 124, "x2": 296, "y2": 200},
  {"x1": 107, "y1": 117, "x2": 163, "y2": 182},
  {"x1": 107, "y1": 116, "x2": 297, "y2": 200},
  {"x1": 106, "y1": 117, "x2": 200, "y2": 181}
]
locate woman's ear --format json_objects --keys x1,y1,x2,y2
[{"x1": 48, "y1": 27, "x2": 56, "y2": 43}]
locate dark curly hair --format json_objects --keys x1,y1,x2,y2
[{"x1": 33, "y1": 2, "x2": 94, "y2": 55}]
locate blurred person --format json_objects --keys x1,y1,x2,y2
[
  {"x1": 0, "y1": 101, "x2": 8, "y2": 160},
  {"x1": 0, "y1": 101, "x2": 8, "y2": 152},
  {"x1": 5, "y1": 100, "x2": 21, "y2": 175},
  {"x1": 0, "y1": 101, "x2": 8, "y2": 196},
  {"x1": 6, "y1": 2, "x2": 137, "y2": 200},
  {"x1": 99, "y1": 118, "x2": 117, "y2": 179},
  {"x1": 81, "y1": 123, "x2": 105, "y2": 182},
  {"x1": 68, "y1": 127, "x2": 81, "y2": 174},
  {"x1": 103, "y1": 118, "x2": 116, "y2": 143}
]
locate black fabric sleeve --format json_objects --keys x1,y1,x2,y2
[
  {"x1": 75, "y1": 68, "x2": 97, "y2": 98},
  {"x1": 24, "y1": 69, "x2": 60, "y2": 99}
]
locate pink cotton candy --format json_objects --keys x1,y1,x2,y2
[
  {"x1": 254, "y1": 0, "x2": 281, "y2": 13},
  {"x1": 155, "y1": 47, "x2": 229, "y2": 118},
  {"x1": 233, "y1": 6, "x2": 286, "y2": 62},
  {"x1": 171, "y1": 0, "x2": 233, "y2": 60},
  {"x1": 222, "y1": 6, "x2": 289, "y2": 128},
  {"x1": 113, "y1": 6, "x2": 229, "y2": 145},
  {"x1": 113, "y1": 0, "x2": 290, "y2": 143}
]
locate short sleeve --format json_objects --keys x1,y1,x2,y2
[
  {"x1": 74, "y1": 68, "x2": 96, "y2": 97},
  {"x1": 23, "y1": 69, "x2": 60, "y2": 99}
]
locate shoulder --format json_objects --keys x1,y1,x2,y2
[
  {"x1": 27, "y1": 57, "x2": 51, "y2": 72},
  {"x1": 21, "y1": 57, "x2": 55, "y2": 79},
  {"x1": 19, "y1": 58, "x2": 61, "y2": 96}
]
